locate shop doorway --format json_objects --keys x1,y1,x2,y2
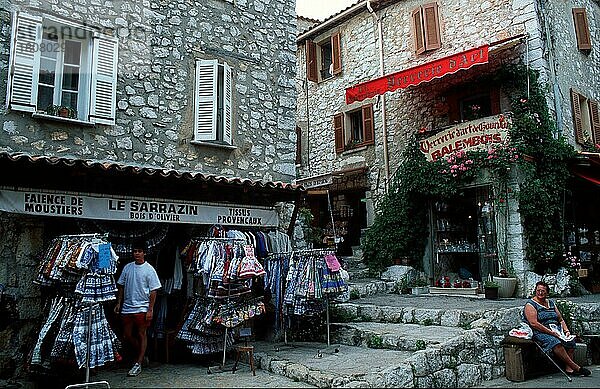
[
  {"x1": 565, "y1": 177, "x2": 600, "y2": 293},
  {"x1": 430, "y1": 186, "x2": 498, "y2": 283},
  {"x1": 303, "y1": 189, "x2": 367, "y2": 256}
]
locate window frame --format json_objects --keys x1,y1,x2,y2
[
  {"x1": 334, "y1": 104, "x2": 375, "y2": 153},
  {"x1": 570, "y1": 88, "x2": 600, "y2": 146},
  {"x1": 305, "y1": 31, "x2": 341, "y2": 83},
  {"x1": 412, "y1": 2, "x2": 441, "y2": 55},
  {"x1": 193, "y1": 58, "x2": 234, "y2": 147},
  {"x1": 6, "y1": 12, "x2": 118, "y2": 125},
  {"x1": 572, "y1": 8, "x2": 592, "y2": 51}
]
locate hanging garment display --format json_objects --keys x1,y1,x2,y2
[
  {"x1": 178, "y1": 235, "x2": 267, "y2": 356},
  {"x1": 30, "y1": 234, "x2": 120, "y2": 371}
]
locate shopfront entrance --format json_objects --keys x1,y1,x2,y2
[{"x1": 429, "y1": 185, "x2": 499, "y2": 285}]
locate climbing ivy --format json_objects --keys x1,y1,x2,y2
[{"x1": 362, "y1": 64, "x2": 576, "y2": 275}]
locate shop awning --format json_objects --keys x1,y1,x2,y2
[
  {"x1": 345, "y1": 35, "x2": 526, "y2": 105},
  {"x1": 571, "y1": 153, "x2": 600, "y2": 186},
  {"x1": 0, "y1": 152, "x2": 304, "y2": 206}
]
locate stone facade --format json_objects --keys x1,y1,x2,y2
[
  {"x1": 296, "y1": 0, "x2": 600, "y2": 293},
  {"x1": 0, "y1": 0, "x2": 298, "y2": 378},
  {"x1": 1, "y1": 0, "x2": 297, "y2": 182}
]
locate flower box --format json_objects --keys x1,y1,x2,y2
[{"x1": 577, "y1": 268, "x2": 588, "y2": 278}]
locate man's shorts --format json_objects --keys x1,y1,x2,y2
[{"x1": 121, "y1": 312, "x2": 151, "y2": 329}]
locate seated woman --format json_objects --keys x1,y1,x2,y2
[{"x1": 523, "y1": 281, "x2": 591, "y2": 376}]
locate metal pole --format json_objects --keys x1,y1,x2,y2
[
  {"x1": 85, "y1": 305, "x2": 93, "y2": 384},
  {"x1": 326, "y1": 295, "x2": 330, "y2": 347},
  {"x1": 222, "y1": 327, "x2": 228, "y2": 367}
]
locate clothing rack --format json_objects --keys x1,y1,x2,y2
[
  {"x1": 57, "y1": 233, "x2": 109, "y2": 239},
  {"x1": 282, "y1": 248, "x2": 338, "y2": 347},
  {"x1": 187, "y1": 236, "x2": 250, "y2": 373}
]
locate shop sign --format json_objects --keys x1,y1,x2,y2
[
  {"x1": 296, "y1": 174, "x2": 333, "y2": 189},
  {"x1": 0, "y1": 188, "x2": 279, "y2": 227},
  {"x1": 419, "y1": 114, "x2": 511, "y2": 162},
  {"x1": 345, "y1": 45, "x2": 488, "y2": 104}
]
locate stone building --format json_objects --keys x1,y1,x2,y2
[
  {"x1": 0, "y1": 0, "x2": 300, "y2": 378},
  {"x1": 296, "y1": 0, "x2": 600, "y2": 295}
]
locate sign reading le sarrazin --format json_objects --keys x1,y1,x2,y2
[
  {"x1": 419, "y1": 114, "x2": 511, "y2": 162},
  {"x1": 0, "y1": 189, "x2": 279, "y2": 227}
]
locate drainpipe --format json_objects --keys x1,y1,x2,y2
[
  {"x1": 367, "y1": 0, "x2": 390, "y2": 192},
  {"x1": 538, "y1": 0, "x2": 562, "y2": 137}
]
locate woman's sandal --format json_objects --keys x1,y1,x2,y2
[{"x1": 567, "y1": 367, "x2": 591, "y2": 376}]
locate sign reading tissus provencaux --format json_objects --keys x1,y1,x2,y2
[
  {"x1": 419, "y1": 114, "x2": 511, "y2": 162},
  {"x1": 0, "y1": 188, "x2": 279, "y2": 227}
]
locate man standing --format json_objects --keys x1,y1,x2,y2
[{"x1": 114, "y1": 240, "x2": 161, "y2": 377}]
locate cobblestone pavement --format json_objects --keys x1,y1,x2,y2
[{"x1": 93, "y1": 363, "x2": 316, "y2": 388}]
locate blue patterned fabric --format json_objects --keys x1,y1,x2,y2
[{"x1": 524, "y1": 298, "x2": 576, "y2": 353}]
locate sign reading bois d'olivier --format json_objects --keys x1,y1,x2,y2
[
  {"x1": 0, "y1": 189, "x2": 278, "y2": 227},
  {"x1": 419, "y1": 114, "x2": 511, "y2": 162}
]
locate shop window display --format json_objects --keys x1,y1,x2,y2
[{"x1": 431, "y1": 186, "x2": 498, "y2": 289}]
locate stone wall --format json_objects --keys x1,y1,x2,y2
[
  {"x1": 0, "y1": 0, "x2": 297, "y2": 182},
  {"x1": 543, "y1": 0, "x2": 600, "y2": 142},
  {"x1": 0, "y1": 215, "x2": 45, "y2": 378},
  {"x1": 294, "y1": 0, "x2": 599, "y2": 294},
  {"x1": 296, "y1": 0, "x2": 542, "y2": 199}
]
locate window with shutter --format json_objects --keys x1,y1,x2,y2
[
  {"x1": 7, "y1": 12, "x2": 118, "y2": 124},
  {"x1": 331, "y1": 32, "x2": 342, "y2": 75},
  {"x1": 305, "y1": 32, "x2": 342, "y2": 82},
  {"x1": 334, "y1": 113, "x2": 345, "y2": 153},
  {"x1": 194, "y1": 59, "x2": 234, "y2": 145},
  {"x1": 295, "y1": 126, "x2": 302, "y2": 165},
  {"x1": 306, "y1": 40, "x2": 318, "y2": 82},
  {"x1": 362, "y1": 104, "x2": 374, "y2": 146},
  {"x1": 336, "y1": 105, "x2": 376, "y2": 153},
  {"x1": 570, "y1": 88, "x2": 591, "y2": 146},
  {"x1": 572, "y1": 8, "x2": 592, "y2": 51},
  {"x1": 412, "y1": 2, "x2": 441, "y2": 54},
  {"x1": 589, "y1": 100, "x2": 600, "y2": 145},
  {"x1": 423, "y1": 3, "x2": 441, "y2": 51}
]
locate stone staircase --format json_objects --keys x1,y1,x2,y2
[
  {"x1": 254, "y1": 279, "x2": 515, "y2": 387},
  {"x1": 254, "y1": 277, "x2": 600, "y2": 388}
]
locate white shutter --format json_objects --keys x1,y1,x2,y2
[
  {"x1": 89, "y1": 33, "x2": 118, "y2": 125},
  {"x1": 223, "y1": 62, "x2": 233, "y2": 145},
  {"x1": 7, "y1": 13, "x2": 42, "y2": 112},
  {"x1": 194, "y1": 59, "x2": 218, "y2": 141}
]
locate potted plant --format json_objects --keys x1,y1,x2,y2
[
  {"x1": 45, "y1": 104, "x2": 77, "y2": 119},
  {"x1": 495, "y1": 266, "x2": 517, "y2": 298},
  {"x1": 484, "y1": 280, "x2": 500, "y2": 300},
  {"x1": 409, "y1": 276, "x2": 429, "y2": 295}
]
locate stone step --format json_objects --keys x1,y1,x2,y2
[
  {"x1": 346, "y1": 278, "x2": 396, "y2": 300},
  {"x1": 351, "y1": 245, "x2": 363, "y2": 258},
  {"x1": 254, "y1": 328, "x2": 504, "y2": 388},
  {"x1": 339, "y1": 255, "x2": 366, "y2": 270},
  {"x1": 330, "y1": 322, "x2": 466, "y2": 351},
  {"x1": 331, "y1": 299, "x2": 484, "y2": 328},
  {"x1": 254, "y1": 341, "x2": 415, "y2": 387},
  {"x1": 347, "y1": 268, "x2": 370, "y2": 280}
]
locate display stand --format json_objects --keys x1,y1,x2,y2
[
  {"x1": 187, "y1": 236, "x2": 251, "y2": 374},
  {"x1": 282, "y1": 247, "x2": 340, "y2": 347},
  {"x1": 65, "y1": 304, "x2": 111, "y2": 389},
  {"x1": 57, "y1": 233, "x2": 112, "y2": 389}
]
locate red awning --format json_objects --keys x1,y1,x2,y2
[
  {"x1": 345, "y1": 45, "x2": 489, "y2": 104},
  {"x1": 571, "y1": 153, "x2": 600, "y2": 186}
]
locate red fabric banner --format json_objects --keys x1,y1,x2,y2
[{"x1": 345, "y1": 45, "x2": 489, "y2": 104}]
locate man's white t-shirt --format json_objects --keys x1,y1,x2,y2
[{"x1": 117, "y1": 261, "x2": 162, "y2": 314}]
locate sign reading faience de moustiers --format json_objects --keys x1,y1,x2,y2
[
  {"x1": 419, "y1": 114, "x2": 511, "y2": 162},
  {"x1": 0, "y1": 188, "x2": 279, "y2": 227}
]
